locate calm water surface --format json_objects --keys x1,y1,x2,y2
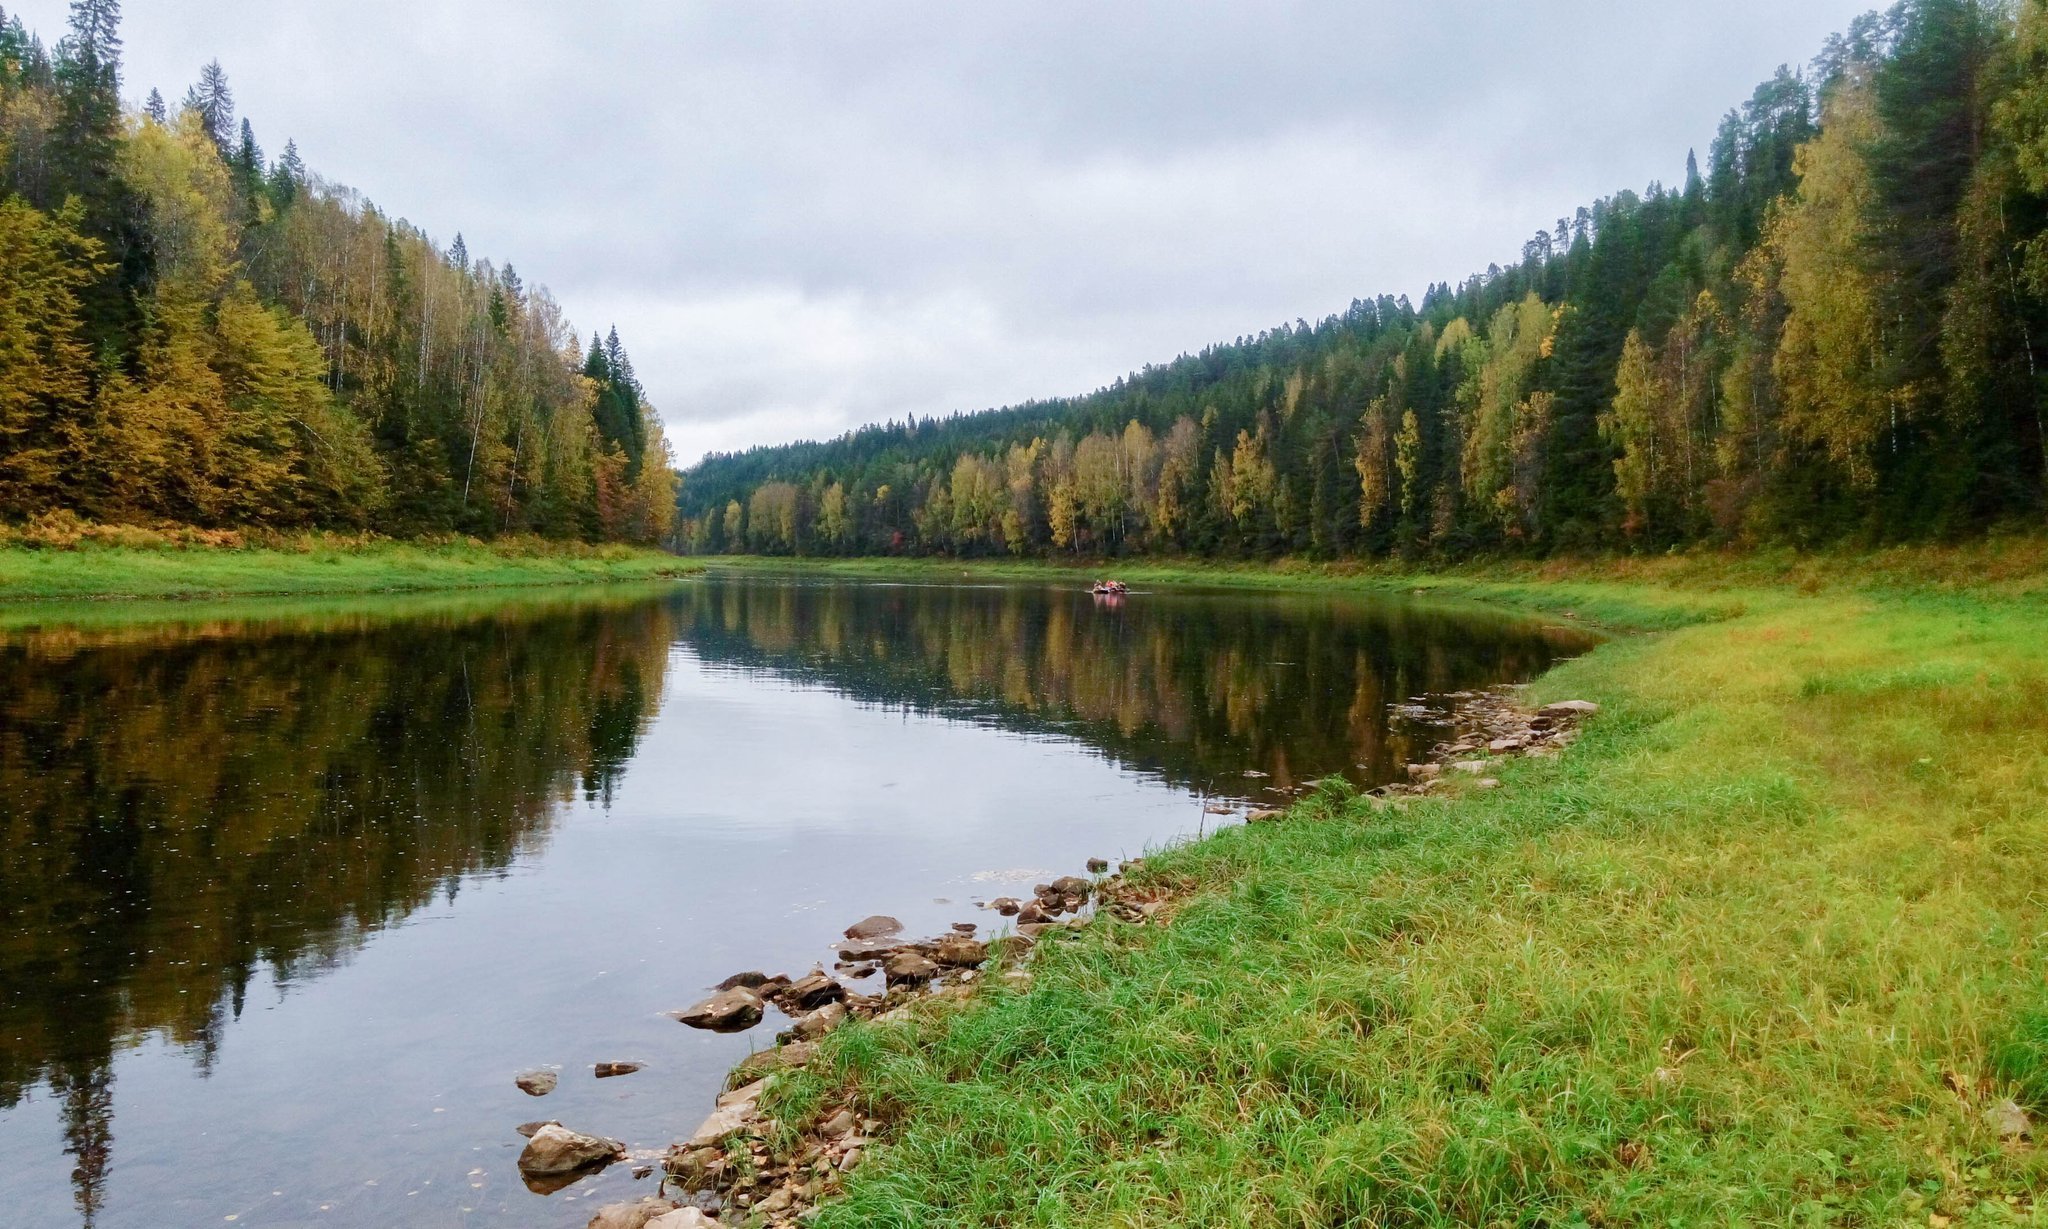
[{"x1": 0, "y1": 574, "x2": 1597, "y2": 1228}]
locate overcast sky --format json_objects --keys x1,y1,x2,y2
[{"x1": 14, "y1": 1, "x2": 1873, "y2": 466}]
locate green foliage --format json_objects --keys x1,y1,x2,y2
[
  {"x1": 1993, "y1": 1009, "x2": 2048, "y2": 1110},
  {"x1": 682, "y1": 0, "x2": 2048, "y2": 561},
  {"x1": 0, "y1": 2, "x2": 678, "y2": 545},
  {"x1": 0, "y1": 198, "x2": 98, "y2": 515}
]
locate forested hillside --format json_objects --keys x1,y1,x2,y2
[
  {"x1": 680, "y1": 0, "x2": 2048, "y2": 559},
  {"x1": 0, "y1": 1, "x2": 677, "y2": 542}
]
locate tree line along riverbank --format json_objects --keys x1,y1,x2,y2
[{"x1": 610, "y1": 546, "x2": 2048, "y2": 1228}]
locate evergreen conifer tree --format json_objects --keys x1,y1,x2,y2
[{"x1": 181, "y1": 57, "x2": 232, "y2": 155}]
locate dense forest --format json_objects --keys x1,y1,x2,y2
[
  {"x1": 680, "y1": 0, "x2": 2048, "y2": 559},
  {"x1": 0, "y1": 1, "x2": 677, "y2": 542}
]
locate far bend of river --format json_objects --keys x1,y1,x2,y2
[{"x1": 0, "y1": 573, "x2": 1598, "y2": 1229}]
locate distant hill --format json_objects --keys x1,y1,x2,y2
[{"x1": 679, "y1": 0, "x2": 2048, "y2": 559}]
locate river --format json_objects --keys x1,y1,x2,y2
[{"x1": 0, "y1": 571, "x2": 1596, "y2": 1228}]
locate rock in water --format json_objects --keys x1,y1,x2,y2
[
  {"x1": 990, "y1": 897, "x2": 1023, "y2": 916},
  {"x1": 1086, "y1": 858, "x2": 1110, "y2": 873},
  {"x1": 782, "y1": 969, "x2": 847, "y2": 1011},
  {"x1": 843, "y1": 915, "x2": 902, "y2": 940},
  {"x1": 930, "y1": 936, "x2": 988, "y2": 967},
  {"x1": 713, "y1": 970, "x2": 774, "y2": 991},
  {"x1": 1049, "y1": 875, "x2": 1092, "y2": 899},
  {"x1": 594, "y1": 1061, "x2": 643, "y2": 1078},
  {"x1": 586, "y1": 1198, "x2": 683, "y2": 1229},
  {"x1": 884, "y1": 951, "x2": 940, "y2": 985},
  {"x1": 515, "y1": 1069, "x2": 558, "y2": 1096},
  {"x1": 788, "y1": 1001, "x2": 847, "y2": 1040},
  {"x1": 671, "y1": 987, "x2": 764, "y2": 1032},
  {"x1": 518, "y1": 1123, "x2": 624, "y2": 1176}
]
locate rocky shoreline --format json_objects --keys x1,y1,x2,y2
[{"x1": 535, "y1": 686, "x2": 1600, "y2": 1229}]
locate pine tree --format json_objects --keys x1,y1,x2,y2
[{"x1": 143, "y1": 85, "x2": 164, "y2": 124}]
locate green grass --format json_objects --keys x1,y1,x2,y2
[
  {"x1": 0, "y1": 537, "x2": 698, "y2": 602},
  {"x1": 0, "y1": 579, "x2": 695, "y2": 635},
  {"x1": 749, "y1": 554, "x2": 2048, "y2": 1228}
]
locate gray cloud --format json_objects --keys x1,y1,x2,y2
[{"x1": 14, "y1": 1, "x2": 1874, "y2": 464}]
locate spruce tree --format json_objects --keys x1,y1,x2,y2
[
  {"x1": 142, "y1": 85, "x2": 164, "y2": 123},
  {"x1": 236, "y1": 117, "x2": 262, "y2": 178},
  {"x1": 51, "y1": 0, "x2": 142, "y2": 348},
  {"x1": 267, "y1": 138, "x2": 303, "y2": 206},
  {"x1": 52, "y1": 0, "x2": 122, "y2": 202},
  {"x1": 182, "y1": 57, "x2": 233, "y2": 155}
]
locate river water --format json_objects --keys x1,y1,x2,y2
[{"x1": 0, "y1": 572, "x2": 1596, "y2": 1228}]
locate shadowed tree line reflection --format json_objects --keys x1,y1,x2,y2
[
  {"x1": 0, "y1": 577, "x2": 1591, "y2": 1226},
  {"x1": 0, "y1": 594, "x2": 676, "y2": 1225},
  {"x1": 675, "y1": 577, "x2": 1598, "y2": 802}
]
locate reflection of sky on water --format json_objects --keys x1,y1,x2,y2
[{"x1": 0, "y1": 577, "x2": 1592, "y2": 1228}]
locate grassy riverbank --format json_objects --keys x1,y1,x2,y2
[
  {"x1": 0, "y1": 534, "x2": 696, "y2": 602},
  {"x1": 749, "y1": 549, "x2": 2048, "y2": 1227}
]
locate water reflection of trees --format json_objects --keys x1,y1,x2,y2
[
  {"x1": 0, "y1": 597, "x2": 674, "y2": 1225},
  {"x1": 678, "y1": 579, "x2": 1597, "y2": 800}
]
